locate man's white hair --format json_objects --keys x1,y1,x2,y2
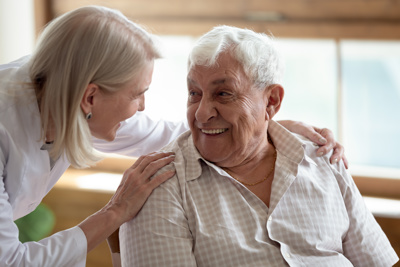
[{"x1": 188, "y1": 25, "x2": 284, "y2": 89}]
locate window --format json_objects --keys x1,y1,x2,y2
[
  {"x1": 144, "y1": 36, "x2": 198, "y2": 122},
  {"x1": 341, "y1": 41, "x2": 400, "y2": 169},
  {"x1": 273, "y1": 39, "x2": 338, "y2": 137}
]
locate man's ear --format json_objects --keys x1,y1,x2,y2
[
  {"x1": 80, "y1": 83, "x2": 100, "y2": 115},
  {"x1": 265, "y1": 84, "x2": 284, "y2": 120}
]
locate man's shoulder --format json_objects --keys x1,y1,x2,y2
[
  {"x1": 154, "y1": 130, "x2": 198, "y2": 189},
  {"x1": 161, "y1": 130, "x2": 192, "y2": 153},
  {"x1": 151, "y1": 130, "x2": 206, "y2": 202}
]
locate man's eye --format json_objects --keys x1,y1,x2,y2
[
  {"x1": 218, "y1": 91, "x2": 233, "y2": 97},
  {"x1": 188, "y1": 90, "x2": 201, "y2": 102}
]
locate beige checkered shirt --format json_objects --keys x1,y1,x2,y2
[{"x1": 120, "y1": 120, "x2": 399, "y2": 267}]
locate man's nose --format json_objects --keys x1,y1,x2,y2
[{"x1": 195, "y1": 98, "x2": 217, "y2": 123}]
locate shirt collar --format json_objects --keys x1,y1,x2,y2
[
  {"x1": 184, "y1": 135, "x2": 207, "y2": 181},
  {"x1": 182, "y1": 120, "x2": 317, "y2": 182},
  {"x1": 268, "y1": 120, "x2": 317, "y2": 167}
]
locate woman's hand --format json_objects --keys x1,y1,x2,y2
[
  {"x1": 311, "y1": 126, "x2": 348, "y2": 169},
  {"x1": 278, "y1": 120, "x2": 348, "y2": 169},
  {"x1": 79, "y1": 151, "x2": 176, "y2": 253},
  {"x1": 108, "y1": 151, "x2": 176, "y2": 224}
]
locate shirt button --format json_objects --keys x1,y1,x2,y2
[
  {"x1": 268, "y1": 216, "x2": 272, "y2": 222},
  {"x1": 285, "y1": 252, "x2": 291, "y2": 258}
]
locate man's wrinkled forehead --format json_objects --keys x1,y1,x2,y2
[
  {"x1": 187, "y1": 75, "x2": 236, "y2": 87},
  {"x1": 187, "y1": 58, "x2": 247, "y2": 88}
]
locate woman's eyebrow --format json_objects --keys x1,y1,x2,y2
[{"x1": 136, "y1": 87, "x2": 149, "y2": 96}]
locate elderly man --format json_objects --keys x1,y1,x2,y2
[{"x1": 119, "y1": 26, "x2": 399, "y2": 266}]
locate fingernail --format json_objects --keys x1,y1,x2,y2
[
  {"x1": 319, "y1": 138, "x2": 327, "y2": 144},
  {"x1": 317, "y1": 151, "x2": 323, "y2": 157}
]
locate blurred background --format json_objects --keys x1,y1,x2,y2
[{"x1": 1, "y1": 0, "x2": 399, "y2": 266}]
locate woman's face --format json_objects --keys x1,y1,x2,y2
[
  {"x1": 88, "y1": 60, "x2": 154, "y2": 141},
  {"x1": 186, "y1": 52, "x2": 269, "y2": 168}
]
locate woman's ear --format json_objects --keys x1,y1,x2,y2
[
  {"x1": 265, "y1": 84, "x2": 284, "y2": 120},
  {"x1": 80, "y1": 83, "x2": 100, "y2": 115}
]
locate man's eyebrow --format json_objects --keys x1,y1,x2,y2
[
  {"x1": 187, "y1": 78, "x2": 227, "y2": 86},
  {"x1": 212, "y1": 79, "x2": 226, "y2": 85},
  {"x1": 187, "y1": 78, "x2": 197, "y2": 85}
]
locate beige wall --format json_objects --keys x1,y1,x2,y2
[
  {"x1": 0, "y1": 0, "x2": 35, "y2": 64},
  {"x1": 44, "y1": 0, "x2": 400, "y2": 39}
]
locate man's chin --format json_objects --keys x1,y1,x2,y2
[{"x1": 198, "y1": 149, "x2": 227, "y2": 165}]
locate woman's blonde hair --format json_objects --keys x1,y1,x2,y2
[{"x1": 29, "y1": 6, "x2": 161, "y2": 168}]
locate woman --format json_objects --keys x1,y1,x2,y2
[{"x1": 0, "y1": 6, "x2": 344, "y2": 267}]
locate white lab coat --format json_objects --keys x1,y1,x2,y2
[{"x1": 0, "y1": 57, "x2": 188, "y2": 266}]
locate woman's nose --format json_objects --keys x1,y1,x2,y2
[{"x1": 138, "y1": 94, "x2": 145, "y2": 111}]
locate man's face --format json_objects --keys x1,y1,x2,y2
[{"x1": 186, "y1": 52, "x2": 269, "y2": 168}]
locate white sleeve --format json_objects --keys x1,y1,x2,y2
[
  {"x1": 0, "y1": 180, "x2": 88, "y2": 266},
  {"x1": 93, "y1": 112, "x2": 189, "y2": 157},
  {"x1": 0, "y1": 57, "x2": 89, "y2": 266}
]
